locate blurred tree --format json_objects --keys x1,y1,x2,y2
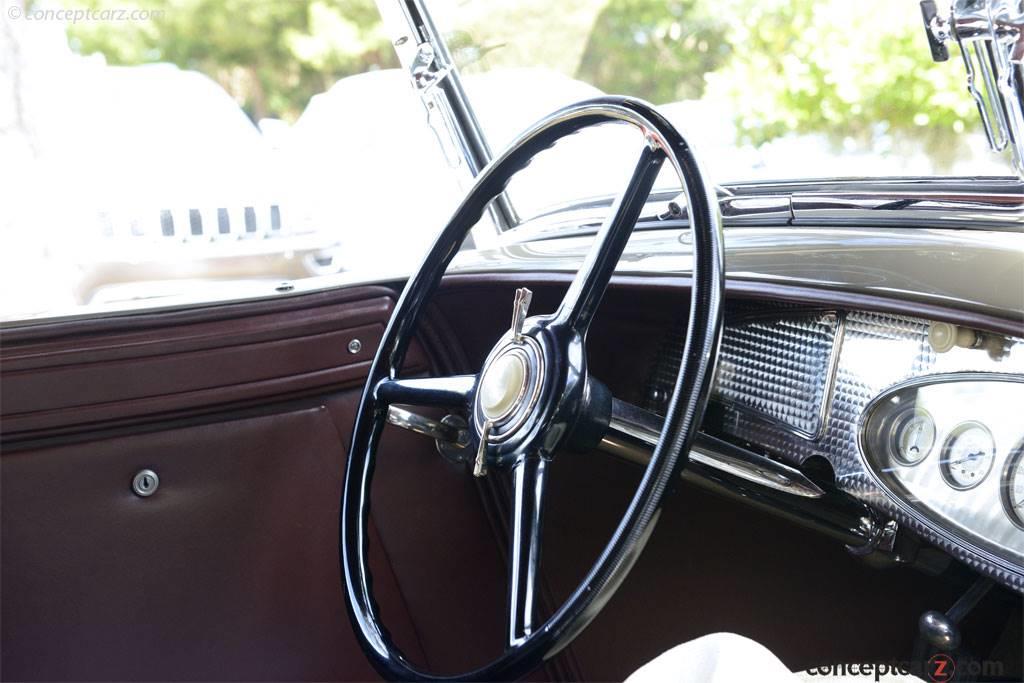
[
  {"x1": 704, "y1": 0, "x2": 979, "y2": 165},
  {"x1": 575, "y1": 0, "x2": 729, "y2": 103},
  {"x1": 61, "y1": 0, "x2": 397, "y2": 121},
  {"x1": 57, "y1": 0, "x2": 986, "y2": 169}
]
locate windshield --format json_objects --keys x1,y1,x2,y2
[
  {"x1": 423, "y1": 0, "x2": 1014, "y2": 215},
  {"x1": 0, "y1": 0, "x2": 1015, "y2": 323}
]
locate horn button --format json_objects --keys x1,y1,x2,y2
[
  {"x1": 480, "y1": 353, "x2": 527, "y2": 420},
  {"x1": 474, "y1": 336, "x2": 545, "y2": 443}
]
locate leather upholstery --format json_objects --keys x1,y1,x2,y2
[
  {"x1": 0, "y1": 287, "x2": 417, "y2": 437},
  {"x1": 2, "y1": 405, "x2": 399, "y2": 680},
  {"x1": 0, "y1": 286, "x2": 503, "y2": 681}
]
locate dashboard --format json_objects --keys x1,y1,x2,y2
[
  {"x1": 448, "y1": 219, "x2": 1023, "y2": 590},
  {"x1": 643, "y1": 306, "x2": 1024, "y2": 591}
]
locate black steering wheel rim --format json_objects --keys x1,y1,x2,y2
[{"x1": 341, "y1": 96, "x2": 724, "y2": 681}]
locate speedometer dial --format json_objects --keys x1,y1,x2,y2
[
  {"x1": 940, "y1": 422, "x2": 995, "y2": 490},
  {"x1": 1003, "y1": 445, "x2": 1024, "y2": 530}
]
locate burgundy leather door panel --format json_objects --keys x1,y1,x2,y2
[
  {"x1": 0, "y1": 286, "x2": 503, "y2": 681},
  {"x1": 0, "y1": 286, "x2": 424, "y2": 438},
  {"x1": 1, "y1": 405, "x2": 413, "y2": 681}
]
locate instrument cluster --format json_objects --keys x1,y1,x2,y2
[
  {"x1": 648, "y1": 306, "x2": 1024, "y2": 589},
  {"x1": 862, "y1": 376, "x2": 1024, "y2": 562}
]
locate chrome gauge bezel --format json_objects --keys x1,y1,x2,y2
[
  {"x1": 887, "y1": 407, "x2": 936, "y2": 466},
  {"x1": 1002, "y1": 442, "x2": 1024, "y2": 531},
  {"x1": 857, "y1": 373, "x2": 1024, "y2": 582},
  {"x1": 939, "y1": 421, "x2": 996, "y2": 491}
]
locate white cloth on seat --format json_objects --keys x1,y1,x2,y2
[
  {"x1": 626, "y1": 633, "x2": 925, "y2": 683},
  {"x1": 625, "y1": 633, "x2": 797, "y2": 683}
]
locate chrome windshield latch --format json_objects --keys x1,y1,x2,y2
[{"x1": 409, "y1": 42, "x2": 449, "y2": 90}]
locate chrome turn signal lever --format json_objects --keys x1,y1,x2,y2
[{"x1": 386, "y1": 406, "x2": 471, "y2": 464}]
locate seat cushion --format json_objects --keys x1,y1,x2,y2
[{"x1": 627, "y1": 633, "x2": 926, "y2": 683}]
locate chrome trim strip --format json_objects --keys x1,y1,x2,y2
[
  {"x1": 725, "y1": 176, "x2": 1022, "y2": 195},
  {"x1": 604, "y1": 398, "x2": 826, "y2": 499},
  {"x1": 496, "y1": 181, "x2": 1023, "y2": 245},
  {"x1": 6, "y1": 219, "x2": 1022, "y2": 330},
  {"x1": 387, "y1": 405, "x2": 468, "y2": 446},
  {"x1": 375, "y1": 0, "x2": 518, "y2": 234},
  {"x1": 790, "y1": 191, "x2": 1024, "y2": 227}
]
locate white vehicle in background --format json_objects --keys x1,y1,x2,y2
[
  {"x1": 277, "y1": 65, "x2": 777, "y2": 263},
  {"x1": 25, "y1": 59, "x2": 344, "y2": 307}
]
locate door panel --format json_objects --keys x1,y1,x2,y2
[
  {"x1": 0, "y1": 287, "x2": 420, "y2": 437},
  {"x1": 1, "y1": 405, "x2": 403, "y2": 681},
  {"x1": 0, "y1": 285, "x2": 503, "y2": 680}
]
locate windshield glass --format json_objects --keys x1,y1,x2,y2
[
  {"x1": 0, "y1": 1, "x2": 464, "y2": 321},
  {"x1": 0, "y1": 0, "x2": 1015, "y2": 322},
  {"x1": 425, "y1": 0, "x2": 1014, "y2": 215}
]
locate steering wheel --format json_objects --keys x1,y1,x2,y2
[{"x1": 341, "y1": 97, "x2": 724, "y2": 681}]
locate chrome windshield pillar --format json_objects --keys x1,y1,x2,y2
[{"x1": 376, "y1": 0, "x2": 519, "y2": 238}]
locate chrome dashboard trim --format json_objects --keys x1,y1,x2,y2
[
  {"x1": 497, "y1": 181, "x2": 1023, "y2": 245},
  {"x1": 1002, "y1": 440, "x2": 1024, "y2": 531},
  {"x1": 687, "y1": 309, "x2": 1024, "y2": 591},
  {"x1": 5, "y1": 216, "x2": 1021, "y2": 329},
  {"x1": 790, "y1": 191, "x2": 1024, "y2": 227},
  {"x1": 605, "y1": 398, "x2": 827, "y2": 499}
]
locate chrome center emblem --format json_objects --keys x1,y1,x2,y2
[
  {"x1": 480, "y1": 352, "x2": 527, "y2": 420},
  {"x1": 472, "y1": 288, "x2": 545, "y2": 447}
]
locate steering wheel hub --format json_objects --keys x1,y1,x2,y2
[
  {"x1": 479, "y1": 351, "x2": 527, "y2": 420},
  {"x1": 474, "y1": 335, "x2": 546, "y2": 443}
]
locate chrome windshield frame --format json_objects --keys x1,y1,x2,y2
[
  {"x1": 379, "y1": 0, "x2": 1023, "y2": 240},
  {"x1": 376, "y1": 0, "x2": 518, "y2": 243}
]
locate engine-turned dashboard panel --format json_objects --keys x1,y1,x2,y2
[{"x1": 645, "y1": 306, "x2": 1024, "y2": 591}]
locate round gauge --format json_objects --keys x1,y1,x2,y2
[
  {"x1": 889, "y1": 409, "x2": 936, "y2": 466},
  {"x1": 1002, "y1": 444, "x2": 1024, "y2": 530},
  {"x1": 940, "y1": 422, "x2": 996, "y2": 490}
]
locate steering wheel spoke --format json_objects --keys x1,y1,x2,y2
[
  {"x1": 507, "y1": 452, "x2": 548, "y2": 646},
  {"x1": 374, "y1": 374, "x2": 477, "y2": 408},
  {"x1": 553, "y1": 145, "x2": 665, "y2": 337}
]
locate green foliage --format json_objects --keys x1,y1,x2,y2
[
  {"x1": 63, "y1": 0, "x2": 397, "y2": 121},
  {"x1": 705, "y1": 0, "x2": 979, "y2": 162},
  {"x1": 576, "y1": 0, "x2": 729, "y2": 103}
]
